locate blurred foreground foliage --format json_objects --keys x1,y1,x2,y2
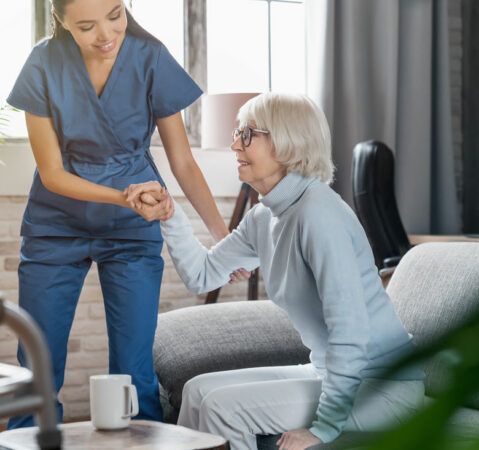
[{"x1": 353, "y1": 307, "x2": 479, "y2": 450}]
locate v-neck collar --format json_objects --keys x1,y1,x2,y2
[
  {"x1": 65, "y1": 32, "x2": 131, "y2": 152},
  {"x1": 69, "y1": 32, "x2": 130, "y2": 108}
]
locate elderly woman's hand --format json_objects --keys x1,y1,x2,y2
[
  {"x1": 124, "y1": 181, "x2": 164, "y2": 208},
  {"x1": 135, "y1": 196, "x2": 174, "y2": 222},
  {"x1": 276, "y1": 428, "x2": 321, "y2": 450},
  {"x1": 124, "y1": 181, "x2": 174, "y2": 222},
  {"x1": 228, "y1": 268, "x2": 252, "y2": 284}
]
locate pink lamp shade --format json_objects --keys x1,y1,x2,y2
[{"x1": 201, "y1": 93, "x2": 260, "y2": 150}]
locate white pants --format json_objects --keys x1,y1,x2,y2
[{"x1": 177, "y1": 364, "x2": 424, "y2": 450}]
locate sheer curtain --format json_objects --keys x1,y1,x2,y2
[{"x1": 306, "y1": 0, "x2": 460, "y2": 234}]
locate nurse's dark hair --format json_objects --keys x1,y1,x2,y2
[{"x1": 50, "y1": 0, "x2": 160, "y2": 43}]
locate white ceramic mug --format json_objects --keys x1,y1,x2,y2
[{"x1": 89, "y1": 374, "x2": 139, "y2": 430}]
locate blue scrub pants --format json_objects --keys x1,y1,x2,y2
[{"x1": 8, "y1": 236, "x2": 164, "y2": 429}]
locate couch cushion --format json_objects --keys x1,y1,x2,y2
[
  {"x1": 386, "y1": 242, "x2": 479, "y2": 409},
  {"x1": 153, "y1": 300, "x2": 310, "y2": 413}
]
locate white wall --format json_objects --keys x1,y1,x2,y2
[{"x1": 0, "y1": 143, "x2": 242, "y2": 197}]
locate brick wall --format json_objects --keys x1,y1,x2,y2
[{"x1": 0, "y1": 195, "x2": 266, "y2": 423}]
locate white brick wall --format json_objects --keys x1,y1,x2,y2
[{"x1": 0, "y1": 195, "x2": 266, "y2": 423}]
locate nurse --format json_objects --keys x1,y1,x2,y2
[{"x1": 7, "y1": 0, "x2": 230, "y2": 428}]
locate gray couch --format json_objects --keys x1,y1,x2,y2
[{"x1": 153, "y1": 242, "x2": 479, "y2": 448}]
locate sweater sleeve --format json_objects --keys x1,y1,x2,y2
[
  {"x1": 160, "y1": 201, "x2": 260, "y2": 294},
  {"x1": 302, "y1": 217, "x2": 370, "y2": 443}
]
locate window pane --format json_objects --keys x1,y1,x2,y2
[
  {"x1": 0, "y1": 1, "x2": 33, "y2": 137},
  {"x1": 271, "y1": 1, "x2": 305, "y2": 93},
  {"x1": 207, "y1": 0, "x2": 269, "y2": 94},
  {"x1": 130, "y1": 0, "x2": 184, "y2": 65}
]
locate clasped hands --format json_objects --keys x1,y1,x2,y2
[
  {"x1": 123, "y1": 180, "x2": 251, "y2": 285},
  {"x1": 124, "y1": 181, "x2": 174, "y2": 222}
]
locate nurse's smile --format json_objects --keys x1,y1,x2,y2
[{"x1": 95, "y1": 38, "x2": 117, "y2": 54}]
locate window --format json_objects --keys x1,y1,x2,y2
[
  {"x1": 269, "y1": 0, "x2": 305, "y2": 92},
  {"x1": 129, "y1": 0, "x2": 184, "y2": 65},
  {"x1": 0, "y1": 1, "x2": 305, "y2": 141},
  {"x1": 0, "y1": 1, "x2": 33, "y2": 138},
  {"x1": 207, "y1": 0, "x2": 305, "y2": 94}
]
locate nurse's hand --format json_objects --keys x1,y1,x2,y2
[
  {"x1": 124, "y1": 181, "x2": 165, "y2": 209},
  {"x1": 133, "y1": 194, "x2": 174, "y2": 222},
  {"x1": 124, "y1": 182, "x2": 174, "y2": 221}
]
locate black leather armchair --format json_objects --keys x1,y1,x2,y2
[{"x1": 351, "y1": 140, "x2": 411, "y2": 270}]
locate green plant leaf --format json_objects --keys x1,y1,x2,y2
[{"x1": 347, "y1": 308, "x2": 479, "y2": 450}]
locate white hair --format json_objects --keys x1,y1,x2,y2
[{"x1": 237, "y1": 92, "x2": 334, "y2": 183}]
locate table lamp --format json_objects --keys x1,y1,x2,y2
[{"x1": 201, "y1": 93, "x2": 260, "y2": 150}]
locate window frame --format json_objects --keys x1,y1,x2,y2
[
  {"x1": 12, "y1": 0, "x2": 303, "y2": 146},
  {"x1": 35, "y1": 0, "x2": 51, "y2": 42},
  {"x1": 250, "y1": 0, "x2": 304, "y2": 92},
  {"x1": 1, "y1": 0, "x2": 42, "y2": 143}
]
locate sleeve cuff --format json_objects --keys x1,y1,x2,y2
[
  {"x1": 160, "y1": 201, "x2": 186, "y2": 231},
  {"x1": 6, "y1": 97, "x2": 52, "y2": 118},
  {"x1": 309, "y1": 420, "x2": 341, "y2": 444},
  {"x1": 154, "y1": 85, "x2": 203, "y2": 119}
]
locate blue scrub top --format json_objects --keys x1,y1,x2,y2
[{"x1": 7, "y1": 32, "x2": 203, "y2": 241}]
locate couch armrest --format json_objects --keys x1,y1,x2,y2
[{"x1": 153, "y1": 300, "x2": 310, "y2": 416}]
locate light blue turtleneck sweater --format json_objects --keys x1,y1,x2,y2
[{"x1": 160, "y1": 172, "x2": 423, "y2": 443}]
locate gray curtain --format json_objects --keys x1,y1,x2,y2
[{"x1": 306, "y1": 0, "x2": 460, "y2": 234}]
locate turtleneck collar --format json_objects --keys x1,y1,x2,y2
[{"x1": 260, "y1": 172, "x2": 315, "y2": 217}]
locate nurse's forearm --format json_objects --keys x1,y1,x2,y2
[
  {"x1": 40, "y1": 168, "x2": 129, "y2": 207},
  {"x1": 173, "y1": 161, "x2": 229, "y2": 241},
  {"x1": 157, "y1": 111, "x2": 228, "y2": 240}
]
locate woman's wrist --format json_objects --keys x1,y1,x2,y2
[{"x1": 112, "y1": 189, "x2": 130, "y2": 208}]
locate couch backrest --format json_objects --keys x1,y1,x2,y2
[{"x1": 386, "y1": 242, "x2": 479, "y2": 408}]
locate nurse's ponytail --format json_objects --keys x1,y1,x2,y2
[{"x1": 50, "y1": 0, "x2": 72, "y2": 40}]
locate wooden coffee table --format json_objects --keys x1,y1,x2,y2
[{"x1": 0, "y1": 420, "x2": 229, "y2": 449}]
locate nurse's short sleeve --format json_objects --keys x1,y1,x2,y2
[
  {"x1": 7, "y1": 46, "x2": 51, "y2": 117},
  {"x1": 152, "y1": 45, "x2": 203, "y2": 119}
]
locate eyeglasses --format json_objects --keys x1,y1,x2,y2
[{"x1": 232, "y1": 126, "x2": 270, "y2": 148}]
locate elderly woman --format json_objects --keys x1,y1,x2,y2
[{"x1": 126, "y1": 93, "x2": 424, "y2": 450}]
